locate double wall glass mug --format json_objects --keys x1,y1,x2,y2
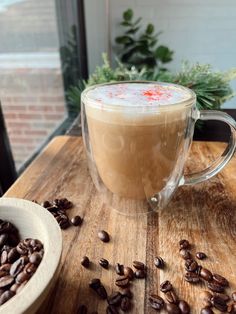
[{"x1": 81, "y1": 81, "x2": 236, "y2": 215}]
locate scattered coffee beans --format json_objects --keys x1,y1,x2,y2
[
  {"x1": 185, "y1": 259, "x2": 198, "y2": 272},
  {"x1": 149, "y1": 294, "x2": 164, "y2": 310},
  {"x1": 179, "y1": 239, "x2": 190, "y2": 249},
  {"x1": 160, "y1": 280, "x2": 172, "y2": 293},
  {"x1": 165, "y1": 290, "x2": 178, "y2": 304},
  {"x1": 211, "y1": 294, "x2": 227, "y2": 312},
  {"x1": 81, "y1": 256, "x2": 90, "y2": 268},
  {"x1": 154, "y1": 256, "x2": 165, "y2": 269},
  {"x1": 123, "y1": 267, "x2": 134, "y2": 280},
  {"x1": 184, "y1": 271, "x2": 200, "y2": 283},
  {"x1": 178, "y1": 300, "x2": 190, "y2": 314},
  {"x1": 207, "y1": 281, "x2": 225, "y2": 293},
  {"x1": 166, "y1": 303, "x2": 181, "y2": 314},
  {"x1": 115, "y1": 263, "x2": 124, "y2": 275},
  {"x1": 134, "y1": 269, "x2": 146, "y2": 279},
  {"x1": 0, "y1": 219, "x2": 44, "y2": 306},
  {"x1": 115, "y1": 276, "x2": 129, "y2": 288},
  {"x1": 132, "y1": 260, "x2": 145, "y2": 270},
  {"x1": 196, "y1": 252, "x2": 207, "y2": 260},
  {"x1": 71, "y1": 215, "x2": 83, "y2": 226},
  {"x1": 107, "y1": 291, "x2": 122, "y2": 306},
  {"x1": 89, "y1": 278, "x2": 107, "y2": 299},
  {"x1": 212, "y1": 273, "x2": 229, "y2": 287},
  {"x1": 120, "y1": 296, "x2": 131, "y2": 311},
  {"x1": 99, "y1": 258, "x2": 109, "y2": 269},
  {"x1": 98, "y1": 230, "x2": 110, "y2": 243},
  {"x1": 200, "y1": 307, "x2": 214, "y2": 314},
  {"x1": 179, "y1": 249, "x2": 191, "y2": 260},
  {"x1": 200, "y1": 268, "x2": 213, "y2": 282}
]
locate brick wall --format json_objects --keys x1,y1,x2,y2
[{"x1": 1, "y1": 66, "x2": 66, "y2": 169}]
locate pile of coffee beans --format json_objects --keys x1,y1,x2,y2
[
  {"x1": 33, "y1": 198, "x2": 83, "y2": 230},
  {"x1": 77, "y1": 235, "x2": 236, "y2": 313},
  {"x1": 178, "y1": 239, "x2": 236, "y2": 313},
  {"x1": 0, "y1": 219, "x2": 44, "y2": 306}
]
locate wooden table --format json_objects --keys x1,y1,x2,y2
[{"x1": 4, "y1": 136, "x2": 236, "y2": 314}]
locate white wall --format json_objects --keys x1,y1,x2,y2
[{"x1": 85, "y1": 0, "x2": 236, "y2": 108}]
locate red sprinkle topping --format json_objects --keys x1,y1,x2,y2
[{"x1": 143, "y1": 88, "x2": 171, "y2": 102}]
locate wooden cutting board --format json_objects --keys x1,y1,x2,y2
[{"x1": 4, "y1": 136, "x2": 236, "y2": 314}]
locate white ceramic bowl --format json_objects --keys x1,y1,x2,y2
[{"x1": 0, "y1": 197, "x2": 62, "y2": 314}]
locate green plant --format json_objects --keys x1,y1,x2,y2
[
  {"x1": 115, "y1": 8, "x2": 174, "y2": 70},
  {"x1": 68, "y1": 54, "x2": 236, "y2": 114}
]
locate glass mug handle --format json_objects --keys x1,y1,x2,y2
[{"x1": 180, "y1": 110, "x2": 236, "y2": 186}]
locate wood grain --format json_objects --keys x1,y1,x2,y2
[{"x1": 4, "y1": 136, "x2": 236, "y2": 314}]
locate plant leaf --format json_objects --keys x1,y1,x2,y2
[
  {"x1": 155, "y1": 46, "x2": 174, "y2": 63},
  {"x1": 146, "y1": 24, "x2": 154, "y2": 35},
  {"x1": 123, "y1": 9, "x2": 133, "y2": 21}
]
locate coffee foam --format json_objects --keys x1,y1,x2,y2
[{"x1": 85, "y1": 82, "x2": 193, "y2": 108}]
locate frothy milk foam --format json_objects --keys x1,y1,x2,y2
[{"x1": 84, "y1": 83, "x2": 193, "y2": 200}]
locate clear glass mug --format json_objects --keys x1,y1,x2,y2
[{"x1": 81, "y1": 81, "x2": 236, "y2": 215}]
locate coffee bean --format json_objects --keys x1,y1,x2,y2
[
  {"x1": 149, "y1": 294, "x2": 164, "y2": 310},
  {"x1": 81, "y1": 256, "x2": 90, "y2": 268},
  {"x1": 196, "y1": 265, "x2": 202, "y2": 276},
  {"x1": 99, "y1": 258, "x2": 109, "y2": 269},
  {"x1": 212, "y1": 273, "x2": 229, "y2": 287},
  {"x1": 121, "y1": 288, "x2": 133, "y2": 299},
  {"x1": 58, "y1": 216, "x2": 70, "y2": 229},
  {"x1": 115, "y1": 276, "x2": 129, "y2": 288},
  {"x1": 41, "y1": 201, "x2": 51, "y2": 208},
  {"x1": 0, "y1": 290, "x2": 15, "y2": 305},
  {"x1": 7, "y1": 248, "x2": 19, "y2": 263},
  {"x1": 185, "y1": 259, "x2": 198, "y2": 272},
  {"x1": 232, "y1": 292, "x2": 236, "y2": 302},
  {"x1": 134, "y1": 269, "x2": 146, "y2": 279},
  {"x1": 29, "y1": 252, "x2": 42, "y2": 265},
  {"x1": 107, "y1": 291, "x2": 122, "y2": 306},
  {"x1": 115, "y1": 263, "x2": 124, "y2": 275},
  {"x1": 178, "y1": 300, "x2": 190, "y2": 314},
  {"x1": 196, "y1": 252, "x2": 207, "y2": 260},
  {"x1": 106, "y1": 305, "x2": 118, "y2": 314},
  {"x1": 207, "y1": 281, "x2": 225, "y2": 293},
  {"x1": 179, "y1": 249, "x2": 191, "y2": 260},
  {"x1": 154, "y1": 256, "x2": 165, "y2": 268},
  {"x1": 0, "y1": 234, "x2": 8, "y2": 248},
  {"x1": 200, "y1": 307, "x2": 214, "y2": 314},
  {"x1": 200, "y1": 268, "x2": 213, "y2": 282},
  {"x1": 1, "y1": 250, "x2": 8, "y2": 265},
  {"x1": 179, "y1": 239, "x2": 190, "y2": 249},
  {"x1": 24, "y1": 263, "x2": 37, "y2": 275},
  {"x1": 123, "y1": 267, "x2": 134, "y2": 280},
  {"x1": 96, "y1": 285, "x2": 107, "y2": 299},
  {"x1": 133, "y1": 261, "x2": 145, "y2": 270},
  {"x1": 16, "y1": 242, "x2": 28, "y2": 255},
  {"x1": 89, "y1": 278, "x2": 101, "y2": 290},
  {"x1": 120, "y1": 296, "x2": 131, "y2": 311},
  {"x1": 71, "y1": 216, "x2": 83, "y2": 226},
  {"x1": 160, "y1": 280, "x2": 173, "y2": 293},
  {"x1": 98, "y1": 230, "x2": 110, "y2": 243},
  {"x1": 214, "y1": 293, "x2": 230, "y2": 302},
  {"x1": 211, "y1": 295, "x2": 227, "y2": 312},
  {"x1": 184, "y1": 272, "x2": 200, "y2": 283},
  {"x1": 10, "y1": 257, "x2": 26, "y2": 277},
  {"x1": 0, "y1": 275, "x2": 14, "y2": 288},
  {"x1": 77, "y1": 304, "x2": 87, "y2": 314},
  {"x1": 16, "y1": 271, "x2": 30, "y2": 284},
  {"x1": 165, "y1": 290, "x2": 178, "y2": 304},
  {"x1": 166, "y1": 303, "x2": 181, "y2": 314}
]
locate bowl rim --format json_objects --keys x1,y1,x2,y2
[{"x1": 0, "y1": 197, "x2": 62, "y2": 313}]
